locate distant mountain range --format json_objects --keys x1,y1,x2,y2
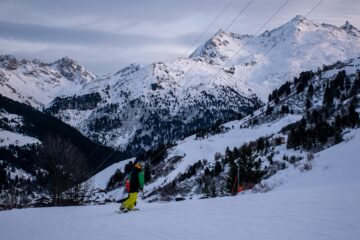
[{"x1": 1, "y1": 15, "x2": 360, "y2": 155}]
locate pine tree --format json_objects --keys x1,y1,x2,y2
[
  {"x1": 204, "y1": 168, "x2": 211, "y2": 176},
  {"x1": 225, "y1": 146, "x2": 232, "y2": 161},
  {"x1": 308, "y1": 84, "x2": 314, "y2": 97},
  {"x1": 214, "y1": 161, "x2": 222, "y2": 176},
  {"x1": 238, "y1": 146, "x2": 265, "y2": 184},
  {"x1": 226, "y1": 163, "x2": 238, "y2": 195},
  {"x1": 348, "y1": 99, "x2": 359, "y2": 127},
  {"x1": 0, "y1": 165, "x2": 8, "y2": 189},
  {"x1": 296, "y1": 82, "x2": 305, "y2": 93},
  {"x1": 334, "y1": 131, "x2": 343, "y2": 144},
  {"x1": 144, "y1": 165, "x2": 151, "y2": 183},
  {"x1": 334, "y1": 114, "x2": 342, "y2": 130},
  {"x1": 323, "y1": 85, "x2": 333, "y2": 107},
  {"x1": 256, "y1": 137, "x2": 265, "y2": 152},
  {"x1": 209, "y1": 182, "x2": 217, "y2": 198}
]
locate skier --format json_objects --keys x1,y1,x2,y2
[{"x1": 120, "y1": 162, "x2": 144, "y2": 212}]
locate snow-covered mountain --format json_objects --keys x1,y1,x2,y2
[
  {"x1": 191, "y1": 15, "x2": 360, "y2": 97},
  {"x1": 0, "y1": 55, "x2": 95, "y2": 108},
  {"x1": 43, "y1": 16, "x2": 360, "y2": 152},
  {"x1": 47, "y1": 58, "x2": 262, "y2": 152}
]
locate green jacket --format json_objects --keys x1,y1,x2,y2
[{"x1": 129, "y1": 168, "x2": 144, "y2": 192}]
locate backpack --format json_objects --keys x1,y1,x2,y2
[{"x1": 125, "y1": 174, "x2": 131, "y2": 192}]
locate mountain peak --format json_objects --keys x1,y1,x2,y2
[
  {"x1": 214, "y1": 29, "x2": 227, "y2": 36},
  {"x1": 53, "y1": 56, "x2": 78, "y2": 67},
  {"x1": 0, "y1": 55, "x2": 19, "y2": 70},
  {"x1": 342, "y1": 21, "x2": 355, "y2": 30},
  {"x1": 51, "y1": 56, "x2": 96, "y2": 83},
  {"x1": 0, "y1": 54, "x2": 17, "y2": 62},
  {"x1": 291, "y1": 15, "x2": 306, "y2": 23},
  {"x1": 189, "y1": 29, "x2": 251, "y2": 62},
  {"x1": 259, "y1": 15, "x2": 315, "y2": 40},
  {"x1": 288, "y1": 14, "x2": 317, "y2": 29},
  {"x1": 340, "y1": 21, "x2": 360, "y2": 36}
]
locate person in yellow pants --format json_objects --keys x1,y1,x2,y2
[
  {"x1": 120, "y1": 192, "x2": 138, "y2": 212},
  {"x1": 120, "y1": 162, "x2": 144, "y2": 212}
]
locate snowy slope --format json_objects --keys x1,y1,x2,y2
[
  {"x1": 1, "y1": 128, "x2": 359, "y2": 240},
  {"x1": 0, "y1": 108, "x2": 40, "y2": 146},
  {"x1": 84, "y1": 114, "x2": 300, "y2": 203},
  {"x1": 145, "y1": 114, "x2": 301, "y2": 192},
  {"x1": 0, "y1": 130, "x2": 39, "y2": 147}
]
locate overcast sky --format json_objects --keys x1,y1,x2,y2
[{"x1": 0, "y1": 0, "x2": 359, "y2": 74}]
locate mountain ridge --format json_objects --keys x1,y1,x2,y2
[{"x1": 1, "y1": 15, "x2": 360, "y2": 153}]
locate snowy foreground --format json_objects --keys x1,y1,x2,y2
[{"x1": 1, "y1": 131, "x2": 360, "y2": 240}]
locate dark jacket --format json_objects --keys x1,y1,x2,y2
[{"x1": 129, "y1": 167, "x2": 144, "y2": 193}]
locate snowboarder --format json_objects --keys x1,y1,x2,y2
[{"x1": 120, "y1": 162, "x2": 144, "y2": 212}]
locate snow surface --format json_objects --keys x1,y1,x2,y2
[
  {"x1": 1, "y1": 129, "x2": 360, "y2": 240},
  {"x1": 0, "y1": 130, "x2": 40, "y2": 147}
]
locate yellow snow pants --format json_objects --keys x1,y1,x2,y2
[{"x1": 121, "y1": 192, "x2": 138, "y2": 210}]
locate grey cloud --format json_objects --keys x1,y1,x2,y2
[
  {"x1": 0, "y1": 0, "x2": 222, "y2": 26},
  {"x1": 0, "y1": 20, "x2": 179, "y2": 47},
  {"x1": 0, "y1": 0, "x2": 359, "y2": 74}
]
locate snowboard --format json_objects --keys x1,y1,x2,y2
[{"x1": 115, "y1": 208, "x2": 140, "y2": 214}]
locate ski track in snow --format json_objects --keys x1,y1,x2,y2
[{"x1": 1, "y1": 129, "x2": 360, "y2": 240}]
